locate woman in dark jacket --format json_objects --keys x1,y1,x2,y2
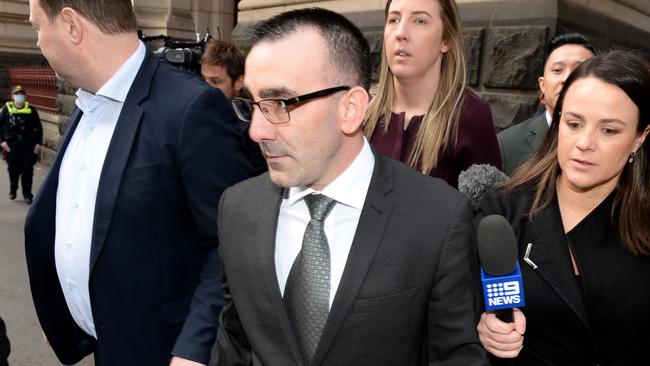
[{"x1": 476, "y1": 50, "x2": 650, "y2": 365}]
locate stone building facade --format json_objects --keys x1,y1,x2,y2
[
  {"x1": 2, "y1": 0, "x2": 650, "y2": 164},
  {"x1": 233, "y1": 0, "x2": 650, "y2": 130}
]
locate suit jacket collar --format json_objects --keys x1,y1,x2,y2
[
  {"x1": 256, "y1": 151, "x2": 395, "y2": 365},
  {"x1": 311, "y1": 151, "x2": 394, "y2": 365},
  {"x1": 526, "y1": 194, "x2": 592, "y2": 333},
  {"x1": 525, "y1": 114, "x2": 549, "y2": 154},
  {"x1": 89, "y1": 51, "x2": 159, "y2": 273}
]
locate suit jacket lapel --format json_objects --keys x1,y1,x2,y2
[
  {"x1": 89, "y1": 52, "x2": 158, "y2": 273},
  {"x1": 311, "y1": 153, "x2": 394, "y2": 366},
  {"x1": 525, "y1": 196, "x2": 591, "y2": 331},
  {"x1": 525, "y1": 114, "x2": 548, "y2": 154},
  {"x1": 256, "y1": 178, "x2": 305, "y2": 365},
  {"x1": 26, "y1": 108, "x2": 83, "y2": 239}
]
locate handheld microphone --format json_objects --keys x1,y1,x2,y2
[
  {"x1": 477, "y1": 214, "x2": 525, "y2": 323},
  {"x1": 458, "y1": 164, "x2": 509, "y2": 210}
]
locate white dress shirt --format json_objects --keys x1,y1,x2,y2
[
  {"x1": 275, "y1": 139, "x2": 375, "y2": 309},
  {"x1": 545, "y1": 110, "x2": 552, "y2": 127},
  {"x1": 54, "y1": 41, "x2": 146, "y2": 338}
]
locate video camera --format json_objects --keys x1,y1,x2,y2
[{"x1": 138, "y1": 30, "x2": 211, "y2": 75}]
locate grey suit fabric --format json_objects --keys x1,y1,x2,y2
[
  {"x1": 211, "y1": 152, "x2": 489, "y2": 366},
  {"x1": 497, "y1": 114, "x2": 548, "y2": 176}
]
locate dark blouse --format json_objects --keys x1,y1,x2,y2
[
  {"x1": 479, "y1": 187, "x2": 650, "y2": 366},
  {"x1": 369, "y1": 91, "x2": 501, "y2": 188}
]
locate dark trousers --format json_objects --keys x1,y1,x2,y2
[
  {"x1": 0, "y1": 316, "x2": 9, "y2": 366},
  {"x1": 6, "y1": 143, "x2": 36, "y2": 198}
]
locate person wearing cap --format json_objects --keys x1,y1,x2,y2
[{"x1": 0, "y1": 85, "x2": 43, "y2": 203}]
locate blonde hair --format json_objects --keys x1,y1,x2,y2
[{"x1": 363, "y1": 0, "x2": 467, "y2": 175}]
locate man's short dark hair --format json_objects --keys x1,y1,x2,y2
[
  {"x1": 38, "y1": 0, "x2": 137, "y2": 34},
  {"x1": 200, "y1": 39, "x2": 245, "y2": 82},
  {"x1": 548, "y1": 32, "x2": 595, "y2": 56},
  {"x1": 247, "y1": 7, "x2": 371, "y2": 91}
]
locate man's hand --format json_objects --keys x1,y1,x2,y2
[
  {"x1": 1, "y1": 141, "x2": 10, "y2": 153},
  {"x1": 34, "y1": 144, "x2": 41, "y2": 154},
  {"x1": 477, "y1": 308, "x2": 526, "y2": 358},
  {"x1": 169, "y1": 356, "x2": 206, "y2": 366}
]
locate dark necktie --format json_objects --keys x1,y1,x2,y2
[{"x1": 284, "y1": 193, "x2": 337, "y2": 365}]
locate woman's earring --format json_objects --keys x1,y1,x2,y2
[{"x1": 628, "y1": 151, "x2": 637, "y2": 163}]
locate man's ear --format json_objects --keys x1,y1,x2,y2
[
  {"x1": 338, "y1": 86, "x2": 369, "y2": 135},
  {"x1": 59, "y1": 7, "x2": 83, "y2": 45},
  {"x1": 234, "y1": 75, "x2": 245, "y2": 96}
]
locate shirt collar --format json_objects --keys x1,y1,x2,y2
[
  {"x1": 545, "y1": 109, "x2": 552, "y2": 127},
  {"x1": 75, "y1": 41, "x2": 146, "y2": 112},
  {"x1": 285, "y1": 138, "x2": 375, "y2": 210}
]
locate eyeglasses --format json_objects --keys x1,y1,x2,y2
[{"x1": 232, "y1": 86, "x2": 351, "y2": 124}]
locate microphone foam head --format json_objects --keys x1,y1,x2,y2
[{"x1": 477, "y1": 214, "x2": 518, "y2": 276}]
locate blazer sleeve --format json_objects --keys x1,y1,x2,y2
[
  {"x1": 427, "y1": 197, "x2": 490, "y2": 365},
  {"x1": 209, "y1": 189, "x2": 253, "y2": 366},
  {"x1": 171, "y1": 86, "x2": 253, "y2": 363},
  {"x1": 457, "y1": 93, "x2": 502, "y2": 172}
]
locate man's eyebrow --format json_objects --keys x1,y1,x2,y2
[{"x1": 258, "y1": 87, "x2": 295, "y2": 99}]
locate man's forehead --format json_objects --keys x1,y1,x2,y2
[{"x1": 244, "y1": 30, "x2": 328, "y2": 98}]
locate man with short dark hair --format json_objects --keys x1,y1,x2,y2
[
  {"x1": 498, "y1": 32, "x2": 595, "y2": 175},
  {"x1": 0, "y1": 85, "x2": 43, "y2": 204},
  {"x1": 25, "y1": 0, "x2": 252, "y2": 365},
  {"x1": 212, "y1": 8, "x2": 488, "y2": 366}
]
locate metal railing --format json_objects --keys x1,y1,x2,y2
[{"x1": 8, "y1": 66, "x2": 58, "y2": 114}]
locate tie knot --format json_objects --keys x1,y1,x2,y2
[{"x1": 304, "y1": 194, "x2": 336, "y2": 222}]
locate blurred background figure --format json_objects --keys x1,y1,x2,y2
[
  {"x1": 476, "y1": 50, "x2": 650, "y2": 365},
  {"x1": 364, "y1": 0, "x2": 501, "y2": 188},
  {"x1": 498, "y1": 33, "x2": 595, "y2": 176},
  {"x1": 200, "y1": 39, "x2": 244, "y2": 100},
  {"x1": 0, "y1": 85, "x2": 42, "y2": 204},
  {"x1": 200, "y1": 39, "x2": 266, "y2": 175}
]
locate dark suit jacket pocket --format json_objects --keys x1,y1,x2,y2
[
  {"x1": 122, "y1": 163, "x2": 161, "y2": 181},
  {"x1": 351, "y1": 288, "x2": 418, "y2": 313},
  {"x1": 118, "y1": 163, "x2": 161, "y2": 207},
  {"x1": 162, "y1": 296, "x2": 191, "y2": 326}
]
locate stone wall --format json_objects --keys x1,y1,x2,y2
[{"x1": 232, "y1": 0, "x2": 650, "y2": 131}]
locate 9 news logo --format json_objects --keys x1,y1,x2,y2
[{"x1": 486, "y1": 281, "x2": 521, "y2": 306}]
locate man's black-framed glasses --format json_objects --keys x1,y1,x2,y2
[{"x1": 232, "y1": 86, "x2": 351, "y2": 124}]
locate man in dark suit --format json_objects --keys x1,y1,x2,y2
[
  {"x1": 24, "y1": 1, "x2": 251, "y2": 365},
  {"x1": 498, "y1": 33, "x2": 594, "y2": 175},
  {"x1": 212, "y1": 8, "x2": 488, "y2": 366}
]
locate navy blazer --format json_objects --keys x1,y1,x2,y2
[{"x1": 24, "y1": 51, "x2": 252, "y2": 365}]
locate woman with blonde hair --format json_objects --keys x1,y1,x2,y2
[{"x1": 365, "y1": 0, "x2": 500, "y2": 187}]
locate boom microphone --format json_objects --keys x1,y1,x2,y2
[{"x1": 477, "y1": 214, "x2": 525, "y2": 323}]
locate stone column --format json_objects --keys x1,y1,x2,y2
[
  {"x1": 191, "y1": 0, "x2": 236, "y2": 41},
  {"x1": 133, "y1": 0, "x2": 197, "y2": 39}
]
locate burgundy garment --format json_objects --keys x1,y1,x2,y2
[{"x1": 369, "y1": 91, "x2": 502, "y2": 188}]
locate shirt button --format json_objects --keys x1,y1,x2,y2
[
  {"x1": 72, "y1": 202, "x2": 80, "y2": 208},
  {"x1": 66, "y1": 279, "x2": 75, "y2": 289},
  {"x1": 65, "y1": 241, "x2": 72, "y2": 249}
]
